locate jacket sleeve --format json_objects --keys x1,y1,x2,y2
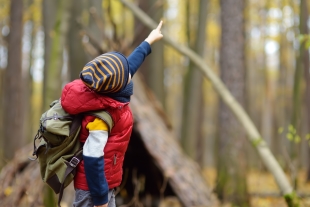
[
  {"x1": 83, "y1": 118, "x2": 109, "y2": 205},
  {"x1": 127, "y1": 41, "x2": 152, "y2": 77}
]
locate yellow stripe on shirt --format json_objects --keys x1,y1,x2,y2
[{"x1": 86, "y1": 118, "x2": 109, "y2": 131}]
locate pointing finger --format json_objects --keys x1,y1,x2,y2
[{"x1": 156, "y1": 20, "x2": 163, "y2": 31}]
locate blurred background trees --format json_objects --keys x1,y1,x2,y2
[{"x1": 0, "y1": 0, "x2": 310, "y2": 206}]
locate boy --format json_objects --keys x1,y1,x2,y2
[{"x1": 60, "y1": 21, "x2": 164, "y2": 207}]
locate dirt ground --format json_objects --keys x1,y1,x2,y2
[{"x1": 203, "y1": 168, "x2": 310, "y2": 207}]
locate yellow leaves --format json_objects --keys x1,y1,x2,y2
[
  {"x1": 299, "y1": 34, "x2": 310, "y2": 49},
  {"x1": 0, "y1": 0, "x2": 9, "y2": 22},
  {"x1": 103, "y1": 0, "x2": 134, "y2": 41},
  {"x1": 4, "y1": 186, "x2": 13, "y2": 196},
  {"x1": 278, "y1": 127, "x2": 284, "y2": 134},
  {"x1": 278, "y1": 125, "x2": 302, "y2": 144},
  {"x1": 207, "y1": 20, "x2": 220, "y2": 47},
  {"x1": 31, "y1": 0, "x2": 42, "y2": 24},
  {"x1": 24, "y1": 0, "x2": 42, "y2": 25}
]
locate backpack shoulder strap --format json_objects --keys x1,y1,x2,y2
[
  {"x1": 56, "y1": 111, "x2": 113, "y2": 207},
  {"x1": 86, "y1": 111, "x2": 114, "y2": 133}
]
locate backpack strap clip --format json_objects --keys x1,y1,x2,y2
[{"x1": 69, "y1": 157, "x2": 80, "y2": 168}]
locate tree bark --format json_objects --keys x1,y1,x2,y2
[
  {"x1": 289, "y1": 0, "x2": 309, "y2": 187},
  {"x1": 23, "y1": 3, "x2": 36, "y2": 143},
  {"x1": 119, "y1": 0, "x2": 299, "y2": 205},
  {"x1": 147, "y1": 0, "x2": 165, "y2": 107},
  {"x1": 0, "y1": 69, "x2": 3, "y2": 166},
  {"x1": 216, "y1": 0, "x2": 249, "y2": 206},
  {"x1": 133, "y1": 0, "x2": 165, "y2": 107},
  {"x1": 3, "y1": 0, "x2": 24, "y2": 160},
  {"x1": 133, "y1": 0, "x2": 150, "y2": 79},
  {"x1": 88, "y1": 0, "x2": 103, "y2": 42},
  {"x1": 298, "y1": 0, "x2": 310, "y2": 181},
  {"x1": 67, "y1": 0, "x2": 89, "y2": 81},
  {"x1": 42, "y1": 0, "x2": 71, "y2": 205},
  {"x1": 181, "y1": 0, "x2": 207, "y2": 165},
  {"x1": 42, "y1": 0, "x2": 71, "y2": 110}
]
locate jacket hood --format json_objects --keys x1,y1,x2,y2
[{"x1": 61, "y1": 79, "x2": 127, "y2": 114}]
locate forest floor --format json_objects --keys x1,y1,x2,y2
[{"x1": 203, "y1": 168, "x2": 310, "y2": 207}]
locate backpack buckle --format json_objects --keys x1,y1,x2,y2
[{"x1": 69, "y1": 157, "x2": 80, "y2": 167}]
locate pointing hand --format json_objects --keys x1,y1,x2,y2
[{"x1": 145, "y1": 20, "x2": 164, "y2": 45}]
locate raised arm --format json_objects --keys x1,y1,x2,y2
[{"x1": 127, "y1": 21, "x2": 164, "y2": 77}]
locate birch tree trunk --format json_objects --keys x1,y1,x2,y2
[
  {"x1": 3, "y1": 0, "x2": 24, "y2": 160},
  {"x1": 119, "y1": 0, "x2": 299, "y2": 206}
]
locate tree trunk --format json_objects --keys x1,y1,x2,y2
[
  {"x1": 147, "y1": 0, "x2": 165, "y2": 107},
  {"x1": 3, "y1": 0, "x2": 24, "y2": 160},
  {"x1": 216, "y1": 0, "x2": 249, "y2": 206},
  {"x1": 67, "y1": 0, "x2": 89, "y2": 81},
  {"x1": 120, "y1": 0, "x2": 299, "y2": 205},
  {"x1": 88, "y1": 0, "x2": 103, "y2": 42},
  {"x1": 277, "y1": 18, "x2": 290, "y2": 168},
  {"x1": 298, "y1": 0, "x2": 310, "y2": 181},
  {"x1": 289, "y1": 0, "x2": 308, "y2": 188},
  {"x1": 42, "y1": 0, "x2": 71, "y2": 205},
  {"x1": 23, "y1": 3, "x2": 36, "y2": 143},
  {"x1": 0, "y1": 69, "x2": 3, "y2": 166},
  {"x1": 42, "y1": 0, "x2": 71, "y2": 110},
  {"x1": 133, "y1": 0, "x2": 150, "y2": 79},
  {"x1": 133, "y1": 0, "x2": 165, "y2": 107},
  {"x1": 181, "y1": 0, "x2": 207, "y2": 164}
]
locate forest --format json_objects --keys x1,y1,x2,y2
[{"x1": 0, "y1": 0, "x2": 310, "y2": 206}]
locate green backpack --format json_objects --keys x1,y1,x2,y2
[{"x1": 31, "y1": 99, "x2": 113, "y2": 206}]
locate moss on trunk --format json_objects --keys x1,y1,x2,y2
[{"x1": 284, "y1": 192, "x2": 300, "y2": 207}]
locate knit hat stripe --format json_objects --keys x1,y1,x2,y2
[
  {"x1": 81, "y1": 66, "x2": 102, "y2": 89},
  {"x1": 100, "y1": 55, "x2": 123, "y2": 93},
  {"x1": 89, "y1": 60, "x2": 109, "y2": 91},
  {"x1": 100, "y1": 56, "x2": 119, "y2": 90},
  {"x1": 83, "y1": 65, "x2": 104, "y2": 90},
  {"x1": 104, "y1": 54, "x2": 125, "y2": 92},
  {"x1": 96, "y1": 58, "x2": 117, "y2": 92},
  {"x1": 80, "y1": 71, "x2": 94, "y2": 88}
]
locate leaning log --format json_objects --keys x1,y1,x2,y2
[{"x1": 130, "y1": 74, "x2": 217, "y2": 206}]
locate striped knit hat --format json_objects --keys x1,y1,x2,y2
[{"x1": 80, "y1": 52, "x2": 129, "y2": 94}]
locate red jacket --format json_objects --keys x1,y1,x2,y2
[{"x1": 61, "y1": 79, "x2": 133, "y2": 190}]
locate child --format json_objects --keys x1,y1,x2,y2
[{"x1": 60, "y1": 21, "x2": 164, "y2": 207}]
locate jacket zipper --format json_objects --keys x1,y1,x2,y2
[{"x1": 113, "y1": 154, "x2": 117, "y2": 165}]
